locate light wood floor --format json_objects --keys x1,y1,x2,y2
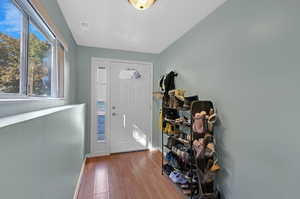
[{"x1": 77, "y1": 150, "x2": 184, "y2": 199}]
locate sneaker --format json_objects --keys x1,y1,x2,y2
[
  {"x1": 163, "y1": 164, "x2": 174, "y2": 175},
  {"x1": 169, "y1": 171, "x2": 188, "y2": 184}
]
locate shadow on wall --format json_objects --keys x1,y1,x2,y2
[{"x1": 214, "y1": 110, "x2": 234, "y2": 199}]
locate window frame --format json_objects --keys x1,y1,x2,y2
[{"x1": 0, "y1": 0, "x2": 64, "y2": 100}]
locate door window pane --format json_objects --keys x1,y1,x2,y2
[
  {"x1": 28, "y1": 22, "x2": 52, "y2": 96},
  {"x1": 96, "y1": 67, "x2": 107, "y2": 141},
  {"x1": 0, "y1": 0, "x2": 22, "y2": 94},
  {"x1": 97, "y1": 114, "x2": 105, "y2": 141}
]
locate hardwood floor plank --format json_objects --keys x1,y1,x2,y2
[{"x1": 77, "y1": 150, "x2": 185, "y2": 199}]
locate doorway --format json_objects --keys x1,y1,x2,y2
[{"x1": 90, "y1": 58, "x2": 153, "y2": 155}]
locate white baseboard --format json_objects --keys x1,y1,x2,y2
[
  {"x1": 150, "y1": 146, "x2": 162, "y2": 152},
  {"x1": 86, "y1": 151, "x2": 110, "y2": 158},
  {"x1": 73, "y1": 158, "x2": 86, "y2": 199}
]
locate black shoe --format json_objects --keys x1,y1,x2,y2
[{"x1": 183, "y1": 96, "x2": 199, "y2": 109}]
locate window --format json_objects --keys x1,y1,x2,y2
[
  {"x1": 96, "y1": 66, "x2": 107, "y2": 141},
  {"x1": 0, "y1": 0, "x2": 22, "y2": 94},
  {"x1": 28, "y1": 21, "x2": 53, "y2": 96},
  {"x1": 0, "y1": 0, "x2": 64, "y2": 98}
]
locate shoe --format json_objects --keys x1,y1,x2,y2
[
  {"x1": 207, "y1": 113, "x2": 217, "y2": 132},
  {"x1": 175, "y1": 117, "x2": 185, "y2": 124},
  {"x1": 163, "y1": 164, "x2": 174, "y2": 175},
  {"x1": 183, "y1": 95, "x2": 199, "y2": 109},
  {"x1": 167, "y1": 153, "x2": 180, "y2": 169},
  {"x1": 169, "y1": 124, "x2": 176, "y2": 134},
  {"x1": 174, "y1": 89, "x2": 185, "y2": 102},
  {"x1": 180, "y1": 184, "x2": 190, "y2": 189},
  {"x1": 169, "y1": 171, "x2": 187, "y2": 184},
  {"x1": 204, "y1": 134, "x2": 214, "y2": 145},
  {"x1": 205, "y1": 143, "x2": 215, "y2": 157},
  {"x1": 207, "y1": 159, "x2": 214, "y2": 170},
  {"x1": 164, "y1": 108, "x2": 179, "y2": 120},
  {"x1": 209, "y1": 159, "x2": 221, "y2": 172},
  {"x1": 202, "y1": 171, "x2": 215, "y2": 184},
  {"x1": 165, "y1": 151, "x2": 173, "y2": 162},
  {"x1": 163, "y1": 123, "x2": 170, "y2": 134},
  {"x1": 210, "y1": 163, "x2": 221, "y2": 172},
  {"x1": 166, "y1": 136, "x2": 176, "y2": 148},
  {"x1": 177, "y1": 137, "x2": 189, "y2": 144},
  {"x1": 168, "y1": 90, "x2": 177, "y2": 109},
  {"x1": 182, "y1": 189, "x2": 192, "y2": 195},
  {"x1": 193, "y1": 138, "x2": 205, "y2": 158}
]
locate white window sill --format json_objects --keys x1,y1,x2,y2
[{"x1": 0, "y1": 97, "x2": 64, "y2": 103}]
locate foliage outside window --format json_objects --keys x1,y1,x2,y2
[
  {"x1": 0, "y1": 0, "x2": 64, "y2": 98},
  {"x1": 0, "y1": 0, "x2": 22, "y2": 94}
]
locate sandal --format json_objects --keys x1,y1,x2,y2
[{"x1": 193, "y1": 111, "x2": 207, "y2": 134}]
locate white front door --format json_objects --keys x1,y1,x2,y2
[{"x1": 110, "y1": 61, "x2": 152, "y2": 153}]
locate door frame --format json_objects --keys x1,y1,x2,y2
[{"x1": 90, "y1": 57, "x2": 153, "y2": 156}]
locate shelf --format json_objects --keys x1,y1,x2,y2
[
  {"x1": 175, "y1": 138, "x2": 191, "y2": 146},
  {"x1": 162, "y1": 106, "x2": 178, "y2": 110},
  {"x1": 162, "y1": 97, "x2": 219, "y2": 198},
  {"x1": 163, "y1": 132, "x2": 175, "y2": 136},
  {"x1": 162, "y1": 106, "x2": 192, "y2": 112},
  {"x1": 175, "y1": 137, "x2": 191, "y2": 145},
  {"x1": 180, "y1": 122, "x2": 192, "y2": 127},
  {"x1": 163, "y1": 132, "x2": 188, "y2": 137},
  {"x1": 164, "y1": 119, "x2": 176, "y2": 124},
  {"x1": 164, "y1": 134, "x2": 191, "y2": 145},
  {"x1": 164, "y1": 118, "x2": 191, "y2": 127}
]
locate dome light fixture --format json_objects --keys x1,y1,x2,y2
[{"x1": 128, "y1": 0, "x2": 157, "y2": 11}]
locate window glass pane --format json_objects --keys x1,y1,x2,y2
[
  {"x1": 97, "y1": 114, "x2": 105, "y2": 141},
  {"x1": 28, "y1": 22, "x2": 52, "y2": 96},
  {"x1": 96, "y1": 67, "x2": 107, "y2": 141},
  {"x1": 0, "y1": 0, "x2": 22, "y2": 94}
]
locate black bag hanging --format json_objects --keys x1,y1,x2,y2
[
  {"x1": 163, "y1": 71, "x2": 177, "y2": 96},
  {"x1": 159, "y1": 75, "x2": 165, "y2": 92}
]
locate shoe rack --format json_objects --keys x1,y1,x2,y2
[{"x1": 161, "y1": 97, "x2": 220, "y2": 198}]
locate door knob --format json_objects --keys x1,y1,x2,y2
[{"x1": 112, "y1": 112, "x2": 117, "y2": 116}]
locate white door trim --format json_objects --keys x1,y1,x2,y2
[{"x1": 90, "y1": 57, "x2": 153, "y2": 156}]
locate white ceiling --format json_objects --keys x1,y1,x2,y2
[{"x1": 57, "y1": 0, "x2": 226, "y2": 54}]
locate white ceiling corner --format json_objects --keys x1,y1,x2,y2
[{"x1": 57, "y1": 0, "x2": 226, "y2": 54}]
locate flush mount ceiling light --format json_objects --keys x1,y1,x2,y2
[{"x1": 128, "y1": 0, "x2": 156, "y2": 11}]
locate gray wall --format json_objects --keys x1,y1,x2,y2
[
  {"x1": 0, "y1": 105, "x2": 85, "y2": 199},
  {"x1": 76, "y1": 46, "x2": 158, "y2": 153},
  {"x1": 155, "y1": 0, "x2": 300, "y2": 198},
  {"x1": 0, "y1": 0, "x2": 78, "y2": 118}
]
